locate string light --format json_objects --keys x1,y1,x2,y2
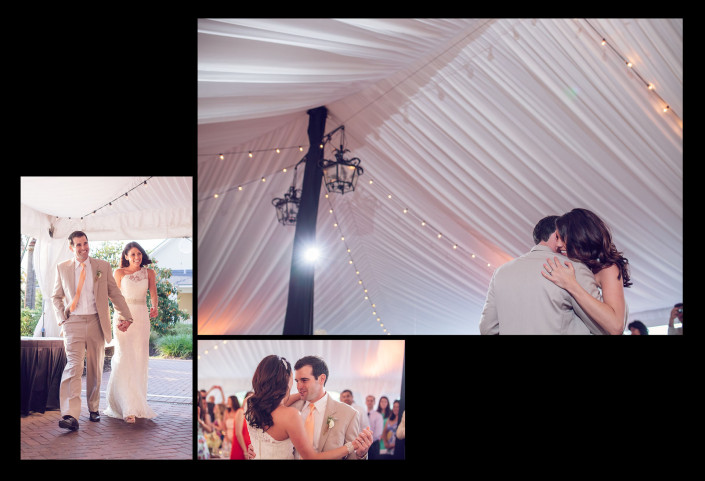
[
  {"x1": 585, "y1": 19, "x2": 680, "y2": 121},
  {"x1": 199, "y1": 161, "x2": 301, "y2": 201},
  {"x1": 325, "y1": 196, "x2": 390, "y2": 335},
  {"x1": 199, "y1": 144, "x2": 311, "y2": 162},
  {"x1": 358, "y1": 169, "x2": 496, "y2": 272},
  {"x1": 79, "y1": 177, "x2": 153, "y2": 219}
]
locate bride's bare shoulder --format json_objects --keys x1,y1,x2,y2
[{"x1": 273, "y1": 405, "x2": 298, "y2": 417}]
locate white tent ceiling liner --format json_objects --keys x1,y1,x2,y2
[
  {"x1": 197, "y1": 19, "x2": 682, "y2": 335},
  {"x1": 21, "y1": 176, "x2": 193, "y2": 242},
  {"x1": 197, "y1": 339, "x2": 404, "y2": 404}
]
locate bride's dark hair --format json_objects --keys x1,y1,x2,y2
[
  {"x1": 245, "y1": 355, "x2": 292, "y2": 432},
  {"x1": 556, "y1": 208, "x2": 632, "y2": 288},
  {"x1": 120, "y1": 242, "x2": 152, "y2": 268}
]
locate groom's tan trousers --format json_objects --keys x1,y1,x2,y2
[{"x1": 60, "y1": 313, "x2": 105, "y2": 419}]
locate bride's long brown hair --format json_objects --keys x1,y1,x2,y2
[
  {"x1": 556, "y1": 208, "x2": 632, "y2": 288},
  {"x1": 245, "y1": 355, "x2": 291, "y2": 432}
]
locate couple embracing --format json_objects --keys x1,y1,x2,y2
[
  {"x1": 52, "y1": 230, "x2": 158, "y2": 430},
  {"x1": 245, "y1": 355, "x2": 373, "y2": 460}
]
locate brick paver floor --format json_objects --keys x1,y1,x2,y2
[{"x1": 20, "y1": 358, "x2": 193, "y2": 460}]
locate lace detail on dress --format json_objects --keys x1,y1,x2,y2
[
  {"x1": 246, "y1": 423, "x2": 295, "y2": 459},
  {"x1": 124, "y1": 267, "x2": 148, "y2": 283}
]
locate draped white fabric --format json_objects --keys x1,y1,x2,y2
[
  {"x1": 197, "y1": 339, "x2": 404, "y2": 404},
  {"x1": 21, "y1": 177, "x2": 193, "y2": 242},
  {"x1": 197, "y1": 19, "x2": 682, "y2": 335}
]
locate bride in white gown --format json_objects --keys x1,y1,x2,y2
[
  {"x1": 104, "y1": 242, "x2": 158, "y2": 423},
  {"x1": 245, "y1": 355, "x2": 371, "y2": 460}
]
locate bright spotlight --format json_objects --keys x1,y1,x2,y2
[{"x1": 303, "y1": 246, "x2": 320, "y2": 263}]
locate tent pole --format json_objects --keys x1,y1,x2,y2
[{"x1": 283, "y1": 106, "x2": 327, "y2": 335}]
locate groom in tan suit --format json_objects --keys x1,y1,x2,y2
[
  {"x1": 291, "y1": 356, "x2": 370, "y2": 459},
  {"x1": 479, "y1": 216, "x2": 607, "y2": 335},
  {"x1": 51, "y1": 231, "x2": 133, "y2": 430}
]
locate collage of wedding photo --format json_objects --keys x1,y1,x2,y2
[{"x1": 19, "y1": 17, "x2": 683, "y2": 465}]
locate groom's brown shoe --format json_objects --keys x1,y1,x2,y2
[
  {"x1": 89, "y1": 411, "x2": 100, "y2": 422},
  {"x1": 59, "y1": 415, "x2": 79, "y2": 431}
]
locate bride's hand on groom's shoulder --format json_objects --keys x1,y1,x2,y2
[{"x1": 284, "y1": 392, "x2": 301, "y2": 406}]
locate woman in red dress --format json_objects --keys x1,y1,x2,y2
[{"x1": 230, "y1": 392, "x2": 252, "y2": 459}]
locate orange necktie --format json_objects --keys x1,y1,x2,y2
[
  {"x1": 305, "y1": 404, "x2": 316, "y2": 445},
  {"x1": 69, "y1": 262, "x2": 86, "y2": 312}
]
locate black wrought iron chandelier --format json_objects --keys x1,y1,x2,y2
[
  {"x1": 272, "y1": 160, "x2": 304, "y2": 226},
  {"x1": 319, "y1": 125, "x2": 363, "y2": 195}
]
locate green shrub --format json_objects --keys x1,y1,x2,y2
[
  {"x1": 155, "y1": 332, "x2": 192, "y2": 359},
  {"x1": 20, "y1": 307, "x2": 42, "y2": 337}
]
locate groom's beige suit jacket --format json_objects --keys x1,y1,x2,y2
[
  {"x1": 291, "y1": 394, "x2": 363, "y2": 459},
  {"x1": 479, "y1": 245, "x2": 608, "y2": 335},
  {"x1": 51, "y1": 257, "x2": 133, "y2": 345}
]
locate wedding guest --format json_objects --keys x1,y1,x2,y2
[
  {"x1": 382, "y1": 400, "x2": 400, "y2": 455},
  {"x1": 238, "y1": 391, "x2": 253, "y2": 457},
  {"x1": 197, "y1": 392, "x2": 213, "y2": 460},
  {"x1": 207, "y1": 395, "x2": 216, "y2": 422},
  {"x1": 395, "y1": 410, "x2": 405, "y2": 459},
  {"x1": 228, "y1": 394, "x2": 249, "y2": 460},
  {"x1": 668, "y1": 303, "x2": 683, "y2": 335},
  {"x1": 340, "y1": 389, "x2": 369, "y2": 432},
  {"x1": 377, "y1": 396, "x2": 392, "y2": 452},
  {"x1": 396, "y1": 411, "x2": 405, "y2": 440},
  {"x1": 365, "y1": 395, "x2": 384, "y2": 459},
  {"x1": 198, "y1": 389, "x2": 213, "y2": 431},
  {"x1": 628, "y1": 320, "x2": 649, "y2": 335},
  {"x1": 211, "y1": 402, "x2": 226, "y2": 444},
  {"x1": 480, "y1": 215, "x2": 606, "y2": 334}
]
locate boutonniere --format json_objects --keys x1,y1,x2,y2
[
  {"x1": 95, "y1": 270, "x2": 103, "y2": 281},
  {"x1": 326, "y1": 415, "x2": 336, "y2": 430}
]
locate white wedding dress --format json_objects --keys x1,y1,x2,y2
[
  {"x1": 104, "y1": 267, "x2": 156, "y2": 421},
  {"x1": 246, "y1": 422, "x2": 295, "y2": 459}
]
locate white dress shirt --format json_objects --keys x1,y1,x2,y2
[
  {"x1": 367, "y1": 409, "x2": 384, "y2": 442},
  {"x1": 72, "y1": 257, "x2": 97, "y2": 315},
  {"x1": 352, "y1": 403, "x2": 369, "y2": 431}
]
